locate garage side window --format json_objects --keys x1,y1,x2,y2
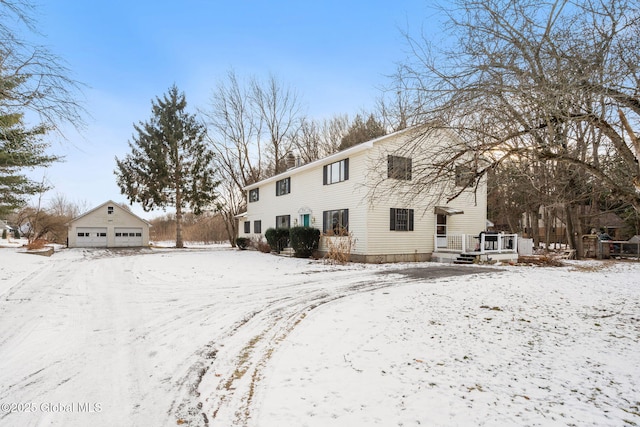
[
  {"x1": 78, "y1": 232, "x2": 85, "y2": 237},
  {"x1": 108, "y1": 206, "x2": 114, "y2": 214}
]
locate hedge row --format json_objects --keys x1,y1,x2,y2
[{"x1": 259, "y1": 226, "x2": 320, "y2": 258}]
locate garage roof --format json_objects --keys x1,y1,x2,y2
[{"x1": 67, "y1": 200, "x2": 152, "y2": 226}]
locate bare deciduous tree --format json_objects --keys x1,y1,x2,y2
[
  {"x1": 291, "y1": 114, "x2": 350, "y2": 163},
  {"x1": 0, "y1": 0, "x2": 85, "y2": 132},
  {"x1": 388, "y1": 0, "x2": 640, "y2": 253},
  {"x1": 250, "y1": 73, "x2": 303, "y2": 175},
  {"x1": 203, "y1": 71, "x2": 305, "y2": 245}
]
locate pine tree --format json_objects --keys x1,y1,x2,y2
[
  {"x1": 0, "y1": 106, "x2": 58, "y2": 217},
  {"x1": 339, "y1": 114, "x2": 386, "y2": 150},
  {"x1": 115, "y1": 85, "x2": 219, "y2": 248}
]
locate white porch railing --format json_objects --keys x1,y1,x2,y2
[{"x1": 434, "y1": 233, "x2": 518, "y2": 254}]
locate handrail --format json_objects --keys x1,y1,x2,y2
[{"x1": 434, "y1": 233, "x2": 518, "y2": 254}]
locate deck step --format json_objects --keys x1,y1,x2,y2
[{"x1": 454, "y1": 253, "x2": 477, "y2": 264}]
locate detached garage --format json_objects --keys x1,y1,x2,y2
[{"x1": 67, "y1": 200, "x2": 151, "y2": 248}]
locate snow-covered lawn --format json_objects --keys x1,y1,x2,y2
[{"x1": 0, "y1": 246, "x2": 638, "y2": 426}]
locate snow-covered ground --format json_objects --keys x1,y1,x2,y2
[{"x1": 0, "y1": 246, "x2": 638, "y2": 426}]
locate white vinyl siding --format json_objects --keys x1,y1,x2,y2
[
  {"x1": 241, "y1": 127, "x2": 488, "y2": 260},
  {"x1": 68, "y1": 201, "x2": 150, "y2": 248}
]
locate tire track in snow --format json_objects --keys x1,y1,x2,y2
[{"x1": 171, "y1": 277, "x2": 409, "y2": 426}]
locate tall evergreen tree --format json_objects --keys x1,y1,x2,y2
[
  {"x1": 115, "y1": 85, "x2": 218, "y2": 248},
  {"x1": 0, "y1": 1, "x2": 84, "y2": 218},
  {"x1": 0, "y1": 106, "x2": 58, "y2": 217},
  {"x1": 339, "y1": 114, "x2": 386, "y2": 150}
]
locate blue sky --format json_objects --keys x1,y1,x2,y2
[{"x1": 27, "y1": 0, "x2": 440, "y2": 219}]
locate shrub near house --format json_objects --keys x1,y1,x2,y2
[
  {"x1": 265, "y1": 228, "x2": 290, "y2": 253},
  {"x1": 289, "y1": 227, "x2": 320, "y2": 258}
]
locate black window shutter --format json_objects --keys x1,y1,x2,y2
[
  {"x1": 390, "y1": 208, "x2": 396, "y2": 230},
  {"x1": 323, "y1": 165, "x2": 327, "y2": 185},
  {"x1": 409, "y1": 209, "x2": 414, "y2": 231},
  {"x1": 343, "y1": 209, "x2": 349, "y2": 230},
  {"x1": 323, "y1": 211, "x2": 329, "y2": 233},
  {"x1": 344, "y1": 158, "x2": 349, "y2": 181}
]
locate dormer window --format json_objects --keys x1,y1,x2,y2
[{"x1": 108, "y1": 206, "x2": 114, "y2": 214}]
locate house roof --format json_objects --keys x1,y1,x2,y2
[
  {"x1": 67, "y1": 200, "x2": 152, "y2": 226},
  {"x1": 579, "y1": 206, "x2": 626, "y2": 229},
  {"x1": 243, "y1": 125, "x2": 426, "y2": 191}
]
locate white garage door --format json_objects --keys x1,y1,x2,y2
[
  {"x1": 114, "y1": 227, "x2": 143, "y2": 247},
  {"x1": 76, "y1": 227, "x2": 107, "y2": 247}
]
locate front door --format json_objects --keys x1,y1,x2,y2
[
  {"x1": 436, "y1": 214, "x2": 447, "y2": 248},
  {"x1": 300, "y1": 214, "x2": 310, "y2": 227}
]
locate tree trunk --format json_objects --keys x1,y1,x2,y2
[
  {"x1": 544, "y1": 208, "x2": 551, "y2": 250},
  {"x1": 175, "y1": 188, "x2": 184, "y2": 248},
  {"x1": 528, "y1": 209, "x2": 540, "y2": 249},
  {"x1": 223, "y1": 209, "x2": 237, "y2": 247},
  {"x1": 564, "y1": 204, "x2": 582, "y2": 258}
]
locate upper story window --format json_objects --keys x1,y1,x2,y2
[
  {"x1": 276, "y1": 177, "x2": 291, "y2": 196},
  {"x1": 107, "y1": 206, "x2": 114, "y2": 214},
  {"x1": 388, "y1": 155, "x2": 412, "y2": 180},
  {"x1": 455, "y1": 165, "x2": 474, "y2": 187},
  {"x1": 323, "y1": 158, "x2": 349, "y2": 185},
  {"x1": 249, "y1": 188, "x2": 259, "y2": 202},
  {"x1": 390, "y1": 208, "x2": 414, "y2": 231}
]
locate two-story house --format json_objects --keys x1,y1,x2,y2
[{"x1": 239, "y1": 126, "x2": 517, "y2": 263}]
